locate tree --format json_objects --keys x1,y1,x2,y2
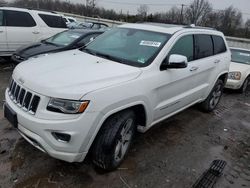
[
  {"x1": 137, "y1": 4, "x2": 149, "y2": 21},
  {"x1": 186, "y1": 0, "x2": 212, "y2": 25},
  {"x1": 0, "y1": 0, "x2": 6, "y2": 6},
  {"x1": 219, "y1": 6, "x2": 243, "y2": 36},
  {"x1": 165, "y1": 7, "x2": 182, "y2": 24}
]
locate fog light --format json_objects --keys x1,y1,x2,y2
[{"x1": 52, "y1": 132, "x2": 71, "y2": 143}]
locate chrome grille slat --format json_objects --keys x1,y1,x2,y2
[
  {"x1": 28, "y1": 94, "x2": 34, "y2": 112},
  {"x1": 8, "y1": 79, "x2": 40, "y2": 115},
  {"x1": 11, "y1": 82, "x2": 17, "y2": 97}
]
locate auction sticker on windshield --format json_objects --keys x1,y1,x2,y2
[{"x1": 140, "y1": 40, "x2": 161, "y2": 47}]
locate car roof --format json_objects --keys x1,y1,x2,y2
[
  {"x1": 119, "y1": 23, "x2": 222, "y2": 35},
  {"x1": 0, "y1": 7, "x2": 59, "y2": 16}
]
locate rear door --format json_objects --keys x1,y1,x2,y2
[
  {"x1": 190, "y1": 34, "x2": 218, "y2": 99},
  {"x1": 37, "y1": 13, "x2": 67, "y2": 40},
  {"x1": 5, "y1": 9, "x2": 39, "y2": 53},
  {"x1": 0, "y1": 10, "x2": 8, "y2": 55}
]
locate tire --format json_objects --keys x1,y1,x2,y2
[
  {"x1": 91, "y1": 110, "x2": 136, "y2": 171},
  {"x1": 199, "y1": 79, "x2": 224, "y2": 112},
  {"x1": 240, "y1": 76, "x2": 250, "y2": 94}
]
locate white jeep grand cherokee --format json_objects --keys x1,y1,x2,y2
[{"x1": 4, "y1": 23, "x2": 231, "y2": 170}]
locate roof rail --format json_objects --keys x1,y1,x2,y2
[
  {"x1": 138, "y1": 22, "x2": 184, "y2": 28},
  {"x1": 183, "y1": 24, "x2": 217, "y2": 30}
]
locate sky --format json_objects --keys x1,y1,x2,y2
[{"x1": 70, "y1": 0, "x2": 250, "y2": 20}]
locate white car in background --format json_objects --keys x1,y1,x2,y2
[
  {"x1": 0, "y1": 7, "x2": 68, "y2": 56},
  {"x1": 226, "y1": 48, "x2": 250, "y2": 93},
  {"x1": 62, "y1": 16, "x2": 77, "y2": 25}
]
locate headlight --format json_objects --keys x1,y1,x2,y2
[
  {"x1": 47, "y1": 98, "x2": 89, "y2": 114},
  {"x1": 228, "y1": 72, "x2": 241, "y2": 80}
]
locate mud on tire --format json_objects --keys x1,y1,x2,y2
[
  {"x1": 199, "y1": 79, "x2": 224, "y2": 112},
  {"x1": 91, "y1": 110, "x2": 136, "y2": 171}
]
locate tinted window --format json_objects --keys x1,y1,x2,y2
[
  {"x1": 0, "y1": 10, "x2": 3, "y2": 26},
  {"x1": 5, "y1": 10, "x2": 36, "y2": 27},
  {"x1": 68, "y1": 18, "x2": 75, "y2": 23},
  {"x1": 195, "y1": 34, "x2": 213, "y2": 59},
  {"x1": 169, "y1": 35, "x2": 194, "y2": 62},
  {"x1": 39, "y1": 14, "x2": 67, "y2": 28},
  {"x1": 213, "y1": 35, "x2": 227, "y2": 54}
]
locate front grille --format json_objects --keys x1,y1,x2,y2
[{"x1": 8, "y1": 79, "x2": 40, "y2": 115}]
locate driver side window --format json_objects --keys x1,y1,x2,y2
[{"x1": 168, "y1": 35, "x2": 194, "y2": 62}]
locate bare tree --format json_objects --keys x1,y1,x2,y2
[
  {"x1": 245, "y1": 19, "x2": 250, "y2": 37},
  {"x1": 186, "y1": 0, "x2": 212, "y2": 25},
  {"x1": 137, "y1": 4, "x2": 149, "y2": 21},
  {"x1": 0, "y1": 0, "x2": 6, "y2": 6},
  {"x1": 219, "y1": 6, "x2": 243, "y2": 35},
  {"x1": 165, "y1": 7, "x2": 182, "y2": 24}
]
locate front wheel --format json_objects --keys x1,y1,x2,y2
[
  {"x1": 199, "y1": 79, "x2": 224, "y2": 112},
  {"x1": 91, "y1": 110, "x2": 136, "y2": 171}
]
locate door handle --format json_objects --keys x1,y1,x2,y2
[
  {"x1": 214, "y1": 59, "x2": 220, "y2": 64},
  {"x1": 0, "y1": 30, "x2": 3, "y2": 33},
  {"x1": 32, "y1": 31, "x2": 40, "y2": 34},
  {"x1": 190, "y1": 66, "x2": 199, "y2": 72}
]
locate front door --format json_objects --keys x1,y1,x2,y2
[{"x1": 152, "y1": 34, "x2": 198, "y2": 121}]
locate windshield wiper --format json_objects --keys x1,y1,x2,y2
[
  {"x1": 95, "y1": 52, "x2": 126, "y2": 63},
  {"x1": 43, "y1": 40, "x2": 59, "y2": 46}
]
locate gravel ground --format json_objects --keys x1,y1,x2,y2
[{"x1": 0, "y1": 61, "x2": 250, "y2": 188}]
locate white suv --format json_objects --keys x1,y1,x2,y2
[
  {"x1": 4, "y1": 23, "x2": 231, "y2": 171},
  {"x1": 0, "y1": 7, "x2": 67, "y2": 56}
]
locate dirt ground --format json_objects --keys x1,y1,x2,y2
[{"x1": 0, "y1": 60, "x2": 250, "y2": 188}]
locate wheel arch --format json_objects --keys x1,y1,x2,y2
[
  {"x1": 217, "y1": 72, "x2": 228, "y2": 85},
  {"x1": 84, "y1": 102, "x2": 148, "y2": 154}
]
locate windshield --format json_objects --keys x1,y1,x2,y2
[
  {"x1": 45, "y1": 31, "x2": 82, "y2": 46},
  {"x1": 231, "y1": 49, "x2": 250, "y2": 65},
  {"x1": 84, "y1": 28, "x2": 171, "y2": 67}
]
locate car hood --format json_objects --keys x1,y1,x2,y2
[
  {"x1": 15, "y1": 42, "x2": 62, "y2": 59},
  {"x1": 13, "y1": 50, "x2": 142, "y2": 100},
  {"x1": 229, "y1": 61, "x2": 250, "y2": 73}
]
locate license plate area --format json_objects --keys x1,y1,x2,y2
[{"x1": 4, "y1": 103, "x2": 18, "y2": 128}]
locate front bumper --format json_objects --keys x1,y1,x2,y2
[
  {"x1": 225, "y1": 79, "x2": 244, "y2": 90},
  {"x1": 4, "y1": 89, "x2": 100, "y2": 162}
]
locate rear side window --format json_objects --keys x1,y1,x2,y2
[
  {"x1": 5, "y1": 10, "x2": 36, "y2": 27},
  {"x1": 212, "y1": 35, "x2": 227, "y2": 54},
  {"x1": 39, "y1": 14, "x2": 67, "y2": 28},
  {"x1": 195, "y1": 34, "x2": 213, "y2": 59},
  {"x1": 168, "y1": 35, "x2": 194, "y2": 62},
  {"x1": 0, "y1": 10, "x2": 3, "y2": 26}
]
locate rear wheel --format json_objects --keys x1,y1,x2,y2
[
  {"x1": 240, "y1": 76, "x2": 250, "y2": 93},
  {"x1": 91, "y1": 110, "x2": 136, "y2": 171},
  {"x1": 199, "y1": 79, "x2": 224, "y2": 112}
]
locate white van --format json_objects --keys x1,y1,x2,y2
[{"x1": 0, "y1": 7, "x2": 68, "y2": 56}]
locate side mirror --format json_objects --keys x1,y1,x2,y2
[{"x1": 161, "y1": 54, "x2": 188, "y2": 70}]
